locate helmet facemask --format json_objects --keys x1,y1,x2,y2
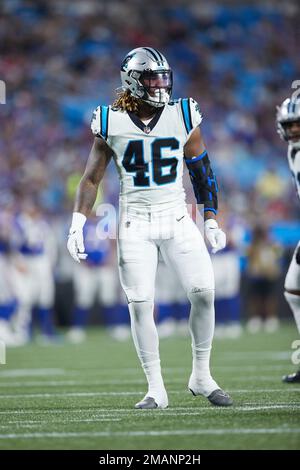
[
  {"x1": 120, "y1": 47, "x2": 173, "y2": 109},
  {"x1": 276, "y1": 98, "x2": 300, "y2": 143},
  {"x1": 278, "y1": 118, "x2": 300, "y2": 143},
  {"x1": 139, "y1": 70, "x2": 172, "y2": 108}
]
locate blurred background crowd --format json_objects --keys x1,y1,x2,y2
[{"x1": 0, "y1": 0, "x2": 299, "y2": 344}]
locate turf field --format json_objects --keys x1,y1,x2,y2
[{"x1": 0, "y1": 324, "x2": 299, "y2": 450}]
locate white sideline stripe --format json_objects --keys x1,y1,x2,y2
[
  {"x1": 0, "y1": 428, "x2": 299, "y2": 440},
  {"x1": 0, "y1": 418, "x2": 121, "y2": 429},
  {"x1": 0, "y1": 391, "x2": 143, "y2": 398},
  {"x1": 0, "y1": 369, "x2": 65, "y2": 377},
  {"x1": 235, "y1": 404, "x2": 300, "y2": 411},
  {"x1": 2, "y1": 404, "x2": 300, "y2": 425},
  {"x1": 0, "y1": 376, "x2": 282, "y2": 388},
  {"x1": 218, "y1": 352, "x2": 291, "y2": 360},
  {"x1": 0, "y1": 379, "x2": 176, "y2": 387},
  {"x1": 0, "y1": 364, "x2": 290, "y2": 379},
  {"x1": 1, "y1": 388, "x2": 300, "y2": 399},
  {"x1": 230, "y1": 389, "x2": 300, "y2": 393},
  {"x1": 0, "y1": 404, "x2": 299, "y2": 416}
]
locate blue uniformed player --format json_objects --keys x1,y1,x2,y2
[
  {"x1": 11, "y1": 201, "x2": 56, "y2": 343},
  {"x1": 68, "y1": 213, "x2": 129, "y2": 343}
]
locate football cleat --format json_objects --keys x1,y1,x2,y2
[
  {"x1": 189, "y1": 387, "x2": 233, "y2": 407},
  {"x1": 282, "y1": 370, "x2": 300, "y2": 383},
  {"x1": 134, "y1": 397, "x2": 158, "y2": 409},
  {"x1": 207, "y1": 389, "x2": 233, "y2": 406}
]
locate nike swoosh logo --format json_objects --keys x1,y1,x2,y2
[{"x1": 176, "y1": 215, "x2": 185, "y2": 222}]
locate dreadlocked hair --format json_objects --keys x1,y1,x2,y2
[{"x1": 112, "y1": 89, "x2": 140, "y2": 113}]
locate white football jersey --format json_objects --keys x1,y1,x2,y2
[
  {"x1": 288, "y1": 143, "x2": 300, "y2": 201},
  {"x1": 91, "y1": 98, "x2": 202, "y2": 212}
]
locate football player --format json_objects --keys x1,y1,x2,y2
[
  {"x1": 0, "y1": 207, "x2": 18, "y2": 346},
  {"x1": 276, "y1": 95, "x2": 300, "y2": 383},
  {"x1": 67, "y1": 47, "x2": 232, "y2": 408},
  {"x1": 11, "y1": 200, "x2": 56, "y2": 343}
]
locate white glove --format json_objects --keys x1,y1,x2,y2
[
  {"x1": 67, "y1": 212, "x2": 88, "y2": 263},
  {"x1": 204, "y1": 218, "x2": 226, "y2": 254}
]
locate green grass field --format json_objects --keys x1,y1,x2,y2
[{"x1": 0, "y1": 324, "x2": 299, "y2": 450}]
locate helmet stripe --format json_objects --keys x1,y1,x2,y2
[
  {"x1": 143, "y1": 47, "x2": 160, "y2": 62},
  {"x1": 153, "y1": 48, "x2": 164, "y2": 62}
]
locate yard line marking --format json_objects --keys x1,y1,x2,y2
[
  {"x1": 1, "y1": 388, "x2": 300, "y2": 399},
  {"x1": 216, "y1": 351, "x2": 291, "y2": 360},
  {"x1": 0, "y1": 418, "x2": 121, "y2": 428},
  {"x1": 228, "y1": 389, "x2": 300, "y2": 393},
  {"x1": 0, "y1": 369, "x2": 65, "y2": 378},
  {"x1": 0, "y1": 403, "x2": 299, "y2": 417},
  {"x1": 0, "y1": 427, "x2": 299, "y2": 439},
  {"x1": 0, "y1": 379, "x2": 172, "y2": 388},
  {"x1": 0, "y1": 376, "x2": 283, "y2": 388},
  {"x1": 0, "y1": 391, "x2": 143, "y2": 398},
  {"x1": 1, "y1": 404, "x2": 300, "y2": 424},
  {"x1": 0, "y1": 365, "x2": 289, "y2": 380},
  {"x1": 211, "y1": 365, "x2": 290, "y2": 371},
  {"x1": 234, "y1": 404, "x2": 300, "y2": 411}
]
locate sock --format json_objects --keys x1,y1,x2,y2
[
  {"x1": 0, "y1": 300, "x2": 16, "y2": 321},
  {"x1": 215, "y1": 298, "x2": 228, "y2": 324},
  {"x1": 188, "y1": 289, "x2": 219, "y2": 396},
  {"x1": 37, "y1": 308, "x2": 55, "y2": 336},
  {"x1": 228, "y1": 296, "x2": 241, "y2": 323},
  {"x1": 128, "y1": 300, "x2": 167, "y2": 407},
  {"x1": 73, "y1": 307, "x2": 89, "y2": 328},
  {"x1": 173, "y1": 303, "x2": 189, "y2": 321},
  {"x1": 157, "y1": 304, "x2": 173, "y2": 323},
  {"x1": 115, "y1": 304, "x2": 130, "y2": 325},
  {"x1": 13, "y1": 303, "x2": 32, "y2": 340},
  {"x1": 284, "y1": 291, "x2": 300, "y2": 334},
  {"x1": 215, "y1": 297, "x2": 241, "y2": 325},
  {"x1": 102, "y1": 305, "x2": 129, "y2": 326}
]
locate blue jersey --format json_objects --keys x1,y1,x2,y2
[{"x1": 13, "y1": 214, "x2": 46, "y2": 256}]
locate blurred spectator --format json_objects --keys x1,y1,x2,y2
[
  {"x1": 10, "y1": 200, "x2": 57, "y2": 343},
  {"x1": 67, "y1": 213, "x2": 130, "y2": 343},
  {"x1": 246, "y1": 226, "x2": 282, "y2": 333},
  {"x1": 212, "y1": 242, "x2": 242, "y2": 339},
  {"x1": 0, "y1": 0, "x2": 299, "y2": 330}
]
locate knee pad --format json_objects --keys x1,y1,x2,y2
[
  {"x1": 284, "y1": 289, "x2": 300, "y2": 299},
  {"x1": 123, "y1": 287, "x2": 154, "y2": 304},
  {"x1": 128, "y1": 300, "x2": 154, "y2": 325},
  {"x1": 187, "y1": 288, "x2": 215, "y2": 309}
]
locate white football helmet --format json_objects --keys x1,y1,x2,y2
[
  {"x1": 276, "y1": 96, "x2": 300, "y2": 142},
  {"x1": 120, "y1": 47, "x2": 172, "y2": 108}
]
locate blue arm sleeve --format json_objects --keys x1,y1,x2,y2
[{"x1": 185, "y1": 150, "x2": 218, "y2": 214}]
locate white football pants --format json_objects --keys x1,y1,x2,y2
[
  {"x1": 118, "y1": 207, "x2": 215, "y2": 302},
  {"x1": 117, "y1": 207, "x2": 217, "y2": 405}
]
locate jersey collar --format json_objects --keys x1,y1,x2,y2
[{"x1": 127, "y1": 106, "x2": 165, "y2": 134}]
